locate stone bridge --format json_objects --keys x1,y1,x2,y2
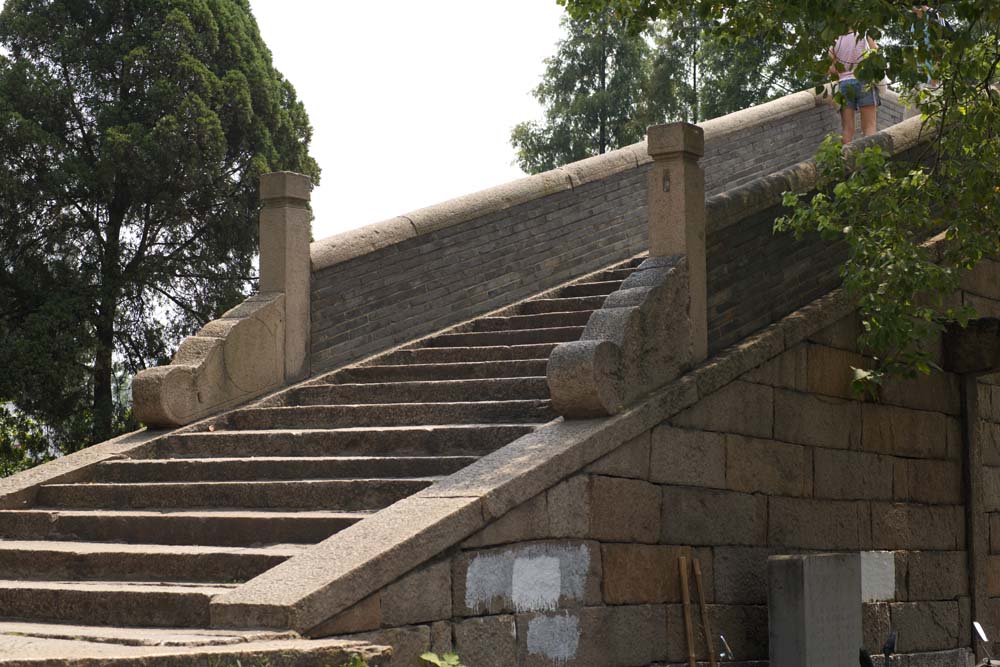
[{"x1": 0, "y1": 89, "x2": 990, "y2": 667}]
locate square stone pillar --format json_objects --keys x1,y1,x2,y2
[
  {"x1": 647, "y1": 123, "x2": 707, "y2": 362},
  {"x1": 259, "y1": 171, "x2": 312, "y2": 383}
]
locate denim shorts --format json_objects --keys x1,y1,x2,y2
[{"x1": 838, "y1": 78, "x2": 880, "y2": 110}]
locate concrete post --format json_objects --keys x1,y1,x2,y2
[
  {"x1": 259, "y1": 171, "x2": 312, "y2": 383},
  {"x1": 646, "y1": 122, "x2": 707, "y2": 362}
]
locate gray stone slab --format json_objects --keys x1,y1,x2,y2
[{"x1": 768, "y1": 553, "x2": 862, "y2": 667}]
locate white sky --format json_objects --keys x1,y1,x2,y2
[{"x1": 248, "y1": 1, "x2": 567, "y2": 242}]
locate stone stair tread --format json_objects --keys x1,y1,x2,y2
[
  {"x1": 0, "y1": 579, "x2": 237, "y2": 593},
  {"x1": 427, "y1": 327, "x2": 583, "y2": 346},
  {"x1": 0, "y1": 539, "x2": 305, "y2": 558},
  {"x1": 0, "y1": 619, "x2": 297, "y2": 647},
  {"x1": 369, "y1": 343, "x2": 557, "y2": 364},
  {"x1": 13, "y1": 508, "x2": 375, "y2": 519},
  {"x1": 288, "y1": 377, "x2": 549, "y2": 406},
  {"x1": 222, "y1": 401, "x2": 555, "y2": 428},
  {"x1": 93, "y1": 456, "x2": 478, "y2": 482},
  {"x1": 39, "y1": 477, "x2": 443, "y2": 488}
]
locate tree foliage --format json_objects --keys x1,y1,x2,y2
[
  {"x1": 0, "y1": 0, "x2": 320, "y2": 455},
  {"x1": 511, "y1": 7, "x2": 809, "y2": 174},
  {"x1": 561, "y1": 0, "x2": 1000, "y2": 388}
]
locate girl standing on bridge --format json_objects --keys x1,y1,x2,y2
[{"x1": 830, "y1": 31, "x2": 880, "y2": 143}]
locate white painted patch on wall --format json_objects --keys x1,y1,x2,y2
[
  {"x1": 465, "y1": 552, "x2": 512, "y2": 612},
  {"x1": 527, "y1": 612, "x2": 580, "y2": 663},
  {"x1": 512, "y1": 555, "x2": 561, "y2": 611},
  {"x1": 464, "y1": 542, "x2": 592, "y2": 614},
  {"x1": 860, "y1": 550, "x2": 896, "y2": 602}
]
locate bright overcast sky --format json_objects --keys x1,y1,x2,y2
[{"x1": 248, "y1": 1, "x2": 566, "y2": 243}]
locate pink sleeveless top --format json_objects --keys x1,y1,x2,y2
[{"x1": 833, "y1": 33, "x2": 867, "y2": 80}]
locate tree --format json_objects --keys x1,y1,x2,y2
[
  {"x1": 561, "y1": 0, "x2": 1000, "y2": 389},
  {"x1": 0, "y1": 0, "x2": 320, "y2": 453},
  {"x1": 511, "y1": 10, "x2": 652, "y2": 174},
  {"x1": 512, "y1": 8, "x2": 810, "y2": 174}
]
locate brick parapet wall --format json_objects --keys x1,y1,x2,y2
[{"x1": 309, "y1": 92, "x2": 908, "y2": 374}]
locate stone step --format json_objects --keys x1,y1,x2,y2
[
  {"x1": 557, "y1": 279, "x2": 622, "y2": 298},
  {"x1": 35, "y1": 478, "x2": 438, "y2": 511},
  {"x1": 0, "y1": 509, "x2": 367, "y2": 547},
  {"x1": 290, "y1": 377, "x2": 549, "y2": 405},
  {"x1": 599, "y1": 267, "x2": 638, "y2": 281},
  {"x1": 0, "y1": 579, "x2": 233, "y2": 627},
  {"x1": 148, "y1": 425, "x2": 532, "y2": 459},
  {"x1": 223, "y1": 401, "x2": 555, "y2": 430},
  {"x1": 93, "y1": 456, "x2": 477, "y2": 483},
  {"x1": 336, "y1": 360, "x2": 548, "y2": 383},
  {"x1": 0, "y1": 540, "x2": 301, "y2": 583},
  {"x1": 518, "y1": 296, "x2": 606, "y2": 315},
  {"x1": 471, "y1": 311, "x2": 592, "y2": 332},
  {"x1": 426, "y1": 326, "x2": 583, "y2": 347},
  {"x1": 372, "y1": 343, "x2": 557, "y2": 365},
  {"x1": 0, "y1": 622, "x2": 387, "y2": 665}
]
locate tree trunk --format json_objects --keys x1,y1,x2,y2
[
  {"x1": 599, "y1": 17, "x2": 608, "y2": 154},
  {"x1": 92, "y1": 304, "x2": 115, "y2": 444}
]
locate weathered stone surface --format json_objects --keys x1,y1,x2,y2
[
  {"x1": 133, "y1": 293, "x2": 286, "y2": 427},
  {"x1": 585, "y1": 432, "x2": 651, "y2": 480},
  {"x1": 862, "y1": 404, "x2": 951, "y2": 458},
  {"x1": 960, "y1": 258, "x2": 1000, "y2": 300},
  {"x1": 871, "y1": 503, "x2": 964, "y2": 551},
  {"x1": 773, "y1": 389, "x2": 860, "y2": 450},
  {"x1": 600, "y1": 544, "x2": 702, "y2": 604},
  {"x1": 898, "y1": 551, "x2": 968, "y2": 601},
  {"x1": 345, "y1": 626, "x2": 431, "y2": 667},
  {"x1": 943, "y1": 317, "x2": 1000, "y2": 374},
  {"x1": 725, "y1": 434, "x2": 812, "y2": 497},
  {"x1": 880, "y1": 370, "x2": 961, "y2": 415},
  {"x1": 649, "y1": 426, "x2": 726, "y2": 488},
  {"x1": 453, "y1": 540, "x2": 601, "y2": 617},
  {"x1": 671, "y1": 380, "x2": 773, "y2": 438},
  {"x1": 546, "y1": 475, "x2": 592, "y2": 539},
  {"x1": 813, "y1": 448, "x2": 893, "y2": 500},
  {"x1": 804, "y1": 343, "x2": 867, "y2": 400},
  {"x1": 981, "y1": 420, "x2": 1000, "y2": 467},
  {"x1": 454, "y1": 615, "x2": 517, "y2": 667},
  {"x1": 382, "y1": 559, "x2": 452, "y2": 627},
  {"x1": 808, "y1": 312, "x2": 862, "y2": 351},
  {"x1": 743, "y1": 345, "x2": 808, "y2": 391},
  {"x1": 713, "y1": 547, "x2": 779, "y2": 604},
  {"x1": 518, "y1": 605, "x2": 667, "y2": 667},
  {"x1": 863, "y1": 602, "x2": 892, "y2": 655},
  {"x1": 429, "y1": 621, "x2": 452, "y2": 655},
  {"x1": 893, "y1": 458, "x2": 962, "y2": 505},
  {"x1": 588, "y1": 475, "x2": 661, "y2": 543},
  {"x1": 462, "y1": 492, "x2": 549, "y2": 549},
  {"x1": 662, "y1": 487, "x2": 767, "y2": 546},
  {"x1": 861, "y1": 551, "x2": 896, "y2": 603},
  {"x1": 768, "y1": 497, "x2": 871, "y2": 550},
  {"x1": 310, "y1": 593, "x2": 380, "y2": 636},
  {"x1": 694, "y1": 325, "x2": 784, "y2": 398},
  {"x1": 890, "y1": 601, "x2": 960, "y2": 652},
  {"x1": 549, "y1": 259, "x2": 694, "y2": 417}
]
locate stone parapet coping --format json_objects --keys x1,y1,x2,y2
[
  {"x1": 706, "y1": 112, "x2": 930, "y2": 235},
  {"x1": 309, "y1": 90, "x2": 820, "y2": 272},
  {"x1": 208, "y1": 284, "x2": 858, "y2": 634}
]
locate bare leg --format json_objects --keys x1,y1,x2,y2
[
  {"x1": 860, "y1": 104, "x2": 877, "y2": 136},
  {"x1": 841, "y1": 106, "x2": 856, "y2": 143}
]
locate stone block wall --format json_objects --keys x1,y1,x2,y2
[{"x1": 310, "y1": 93, "x2": 907, "y2": 375}]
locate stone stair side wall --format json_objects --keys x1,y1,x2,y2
[
  {"x1": 308, "y1": 271, "x2": 988, "y2": 667},
  {"x1": 309, "y1": 90, "x2": 907, "y2": 376}
]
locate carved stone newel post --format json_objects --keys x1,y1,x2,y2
[{"x1": 547, "y1": 123, "x2": 706, "y2": 417}]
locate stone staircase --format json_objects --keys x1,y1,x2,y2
[{"x1": 0, "y1": 256, "x2": 642, "y2": 633}]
